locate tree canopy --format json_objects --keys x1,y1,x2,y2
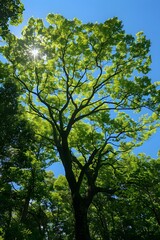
[{"x1": 0, "y1": 14, "x2": 160, "y2": 240}]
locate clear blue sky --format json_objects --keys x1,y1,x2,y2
[{"x1": 10, "y1": 0, "x2": 160, "y2": 175}]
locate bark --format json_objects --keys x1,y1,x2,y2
[{"x1": 72, "y1": 194, "x2": 91, "y2": 240}]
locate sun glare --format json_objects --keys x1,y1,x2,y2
[{"x1": 30, "y1": 48, "x2": 39, "y2": 58}]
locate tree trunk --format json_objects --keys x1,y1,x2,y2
[
  {"x1": 72, "y1": 194, "x2": 91, "y2": 240},
  {"x1": 57, "y1": 141, "x2": 92, "y2": 239}
]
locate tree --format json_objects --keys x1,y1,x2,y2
[
  {"x1": 88, "y1": 153, "x2": 160, "y2": 239},
  {"x1": 0, "y1": 0, "x2": 24, "y2": 33},
  {"x1": 0, "y1": 78, "x2": 54, "y2": 239},
  {"x1": 1, "y1": 14, "x2": 160, "y2": 239}
]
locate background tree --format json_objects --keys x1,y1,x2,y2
[
  {"x1": 1, "y1": 14, "x2": 160, "y2": 239},
  {"x1": 88, "y1": 153, "x2": 160, "y2": 240},
  {"x1": 0, "y1": 0, "x2": 24, "y2": 33},
  {"x1": 0, "y1": 77, "x2": 55, "y2": 239}
]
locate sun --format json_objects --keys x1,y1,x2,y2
[{"x1": 30, "y1": 48, "x2": 39, "y2": 58}]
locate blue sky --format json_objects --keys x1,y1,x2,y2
[{"x1": 10, "y1": 0, "x2": 160, "y2": 175}]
